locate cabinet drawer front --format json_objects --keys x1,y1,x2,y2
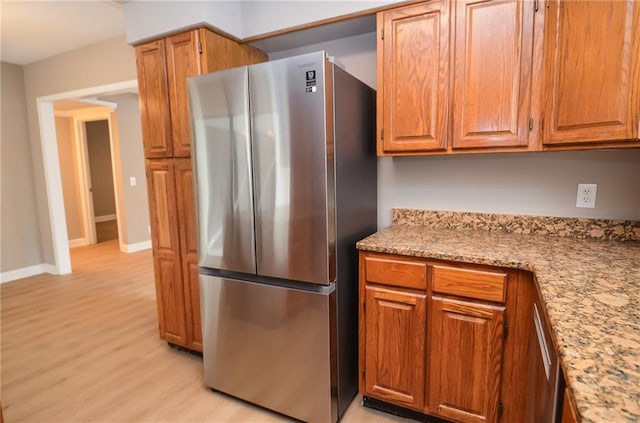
[
  {"x1": 365, "y1": 256, "x2": 427, "y2": 290},
  {"x1": 432, "y1": 265, "x2": 506, "y2": 303}
]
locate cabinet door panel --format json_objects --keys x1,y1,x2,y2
[
  {"x1": 174, "y1": 160, "x2": 198, "y2": 258},
  {"x1": 561, "y1": 388, "x2": 579, "y2": 423},
  {"x1": 364, "y1": 286, "x2": 426, "y2": 411},
  {"x1": 153, "y1": 256, "x2": 186, "y2": 344},
  {"x1": 174, "y1": 159, "x2": 201, "y2": 351},
  {"x1": 428, "y1": 296, "x2": 504, "y2": 423},
  {"x1": 452, "y1": 0, "x2": 533, "y2": 149},
  {"x1": 136, "y1": 40, "x2": 172, "y2": 158},
  {"x1": 147, "y1": 161, "x2": 180, "y2": 254},
  {"x1": 378, "y1": 1, "x2": 449, "y2": 153},
  {"x1": 543, "y1": 0, "x2": 639, "y2": 144},
  {"x1": 167, "y1": 31, "x2": 202, "y2": 157},
  {"x1": 183, "y1": 257, "x2": 202, "y2": 351},
  {"x1": 146, "y1": 161, "x2": 186, "y2": 344}
]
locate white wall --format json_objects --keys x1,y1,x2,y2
[
  {"x1": 378, "y1": 151, "x2": 640, "y2": 227},
  {"x1": 1, "y1": 63, "x2": 43, "y2": 273},
  {"x1": 240, "y1": 1, "x2": 396, "y2": 38},
  {"x1": 54, "y1": 115, "x2": 84, "y2": 240},
  {"x1": 123, "y1": 1, "x2": 243, "y2": 44},
  {"x1": 22, "y1": 36, "x2": 137, "y2": 265},
  {"x1": 122, "y1": 1, "x2": 397, "y2": 43},
  {"x1": 101, "y1": 93, "x2": 150, "y2": 246},
  {"x1": 270, "y1": 32, "x2": 377, "y2": 88},
  {"x1": 267, "y1": 33, "x2": 640, "y2": 227}
]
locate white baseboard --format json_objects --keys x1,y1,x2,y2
[
  {"x1": 43, "y1": 263, "x2": 58, "y2": 274},
  {"x1": 0, "y1": 263, "x2": 58, "y2": 284},
  {"x1": 69, "y1": 238, "x2": 90, "y2": 248},
  {"x1": 95, "y1": 214, "x2": 117, "y2": 223},
  {"x1": 121, "y1": 240, "x2": 152, "y2": 253}
]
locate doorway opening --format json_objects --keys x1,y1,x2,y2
[
  {"x1": 37, "y1": 80, "x2": 143, "y2": 274},
  {"x1": 87, "y1": 120, "x2": 119, "y2": 243},
  {"x1": 53, "y1": 101, "x2": 121, "y2": 251}
]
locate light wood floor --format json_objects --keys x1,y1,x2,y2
[
  {"x1": 95, "y1": 220, "x2": 118, "y2": 243},
  {"x1": 1, "y1": 241, "x2": 415, "y2": 423}
]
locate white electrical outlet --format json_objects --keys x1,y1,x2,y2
[{"x1": 576, "y1": 183, "x2": 597, "y2": 208}]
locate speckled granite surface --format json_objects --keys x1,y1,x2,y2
[
  {"x1": 393, "y1": 208, "x2": 640, "y2": 241},
  {"x1": 357, "y1": 223, "x2": 640, "y2": 423}
]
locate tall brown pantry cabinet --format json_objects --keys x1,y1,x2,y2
[{"x1": 135, "y1": 27, "x2": 267, "y2": 352}]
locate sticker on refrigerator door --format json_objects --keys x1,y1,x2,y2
[{"x1": 305, "y1": 70, "x2": 317, "y2": 93}]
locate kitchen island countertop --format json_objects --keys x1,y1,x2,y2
[{"x1": 357, "y1": 222, "x2": 640, "y2": 423}]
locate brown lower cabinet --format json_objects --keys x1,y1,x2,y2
[
  {"x1": 364, "y1": 285, "x2": 427, "y2": 410},
  {"x1": 146, "y1": 159, "x2": 201, "y2": 351},
  {"x1": 428, "y1": 296, "x2": 505, "y2": 423},
  {"x1": 561, "y1": 388, "x2": 579, "y2": 423},
  {"x1": 359, "y1": 251, "x2": 534, "y2": 423}
]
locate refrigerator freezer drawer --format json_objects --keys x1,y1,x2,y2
[{"x1": 200, "y1": 274, "x2": 337, "y2": 423}]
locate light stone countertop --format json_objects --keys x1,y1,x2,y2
[{"x1": 356, "y1": 223, "x2": 640, "y2": 423}]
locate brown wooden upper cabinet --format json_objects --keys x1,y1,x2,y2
[
  {"x1": 136, "y1": 39, "x2": 173, "y2": 158},
  {"x1": 136, "y1": 29, "x2": 267, "y2": 159},
  {"x1": 377, "y1": 0, "x2": 534, "y2": 155},
  {"x1": 377, "y1": 0, "x2": 640, "y2": 156},
  {"x1": 166, "y1": 32, "x2": 202, "y2": 157},
  {"x1": 452, "y1": 0, "x2": 534, "y2": 150},
  {"x1": 541, "y1": 0, "x2": 640, "y2": 147},
  {"x1": 136, "y1": 31, "x2": 201, "y2": 158},
  {"x1": 377, "y1": 0, "x2": 450, "y2": 153}
]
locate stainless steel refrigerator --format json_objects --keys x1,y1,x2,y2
[{"x1": 187, "y1": 51, "x2": 377, "y2": 423}]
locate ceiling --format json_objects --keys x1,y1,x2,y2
[{"x1": 1, "y1": 0, "x2": 126, "y2": 66}]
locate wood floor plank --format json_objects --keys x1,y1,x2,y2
[{"x1": 1, "y1": 240, "x2": 415, "y2": 423}]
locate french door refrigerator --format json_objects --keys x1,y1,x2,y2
[{"x1": 187, "y1": 51, "x2": 377, "y2": 423}]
